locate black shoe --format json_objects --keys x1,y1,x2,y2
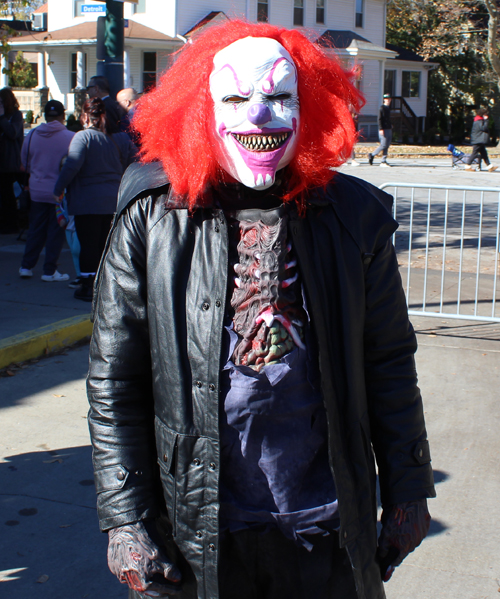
[
  {"x1": 68, "y1": 277, "x2": 82, "y2": 289},
  {"x1": 368, "y1": 153, "x2": 374, "y2": 166},
  {"x1": 74, "y1": 279, "x2": 94, "y2": 302}
]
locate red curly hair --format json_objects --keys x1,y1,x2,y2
[{"x1": 133, "y1": 20, "x2": 364, "y2": 209}]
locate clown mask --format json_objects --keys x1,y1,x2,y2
[{"x1": 210, "y1": 36, "x2": 300, "y2": 190}]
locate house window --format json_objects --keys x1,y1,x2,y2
[
  {"x1": 402, "y1": 71, "x2": 420, "y2": 98},
  {"x1": 294, "y1": 0, "x2": 304, "y2": 26},
  {"x1": 143, "y1": 51, "x2": 157, "y2": 92},
  {"x1": 133, "y1": 0, "x2": 146, "y2": 13},
  {"x1": 71, "y1": 53, "x2": 87, "y2": 89},
  {"x1": 384, "y1": 70, "x2": 396, "y2": 97},
  {"x1": 257, "y1": 0, "x2": 269, "y2": 22},
  {"x1": 355, "y1": 0, "x2": 364, "y2": 27},
  {"x1": 316, "y1": 0, "x2": 324, "y2": 24}
]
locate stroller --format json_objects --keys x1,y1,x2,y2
[{"x1": 447, "y1": 144, "x2": 481, "y2": 170}]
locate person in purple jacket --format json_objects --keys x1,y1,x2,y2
[{"x1": 19, "y1": 100, "x2": 75, "y2": 281}]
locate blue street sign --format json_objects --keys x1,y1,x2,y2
[{"x1": 82, "y1": 5, "x2": 106, "y2": 14}]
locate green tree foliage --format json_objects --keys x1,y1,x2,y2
[
  {"x1": 386, "y1": 0, "x2": 499, "y2": 141},
  {"x1": 8, "y1": 49, "x2": 36, "y2": 87}
]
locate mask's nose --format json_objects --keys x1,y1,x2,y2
[{"x1": 247, "y1": 103, "x2": 272, "y2": 126}]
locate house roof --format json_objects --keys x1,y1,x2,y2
[
  {"x1": 316, "y1": 30, "x2": 397, "y2": 60},
  {"x1": 183, "y1": 11, "x2": 229, "y2": 38},
  {"x1": 33, "y1": 3, "x2": 48, "y2": 13},
  {"x1": 386, "y1": 43, "x2": 424, "y2": 63},
  {"x1": 8, "y1": 19, "x2": 177, "y2": 44}
]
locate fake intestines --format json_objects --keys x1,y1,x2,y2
[
  {"x1": 230, "y1": 213, "x2": 306, "y2": 370},
  {"x1": 210, "y1": 37, "x2": 300, "y2": 190}
]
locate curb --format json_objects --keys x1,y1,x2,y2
[{"x1": 0, "y1": 314, "x2": 93, "y2": 370}]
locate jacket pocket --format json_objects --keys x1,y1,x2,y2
[{"x1": 155, "y1": 418, "x2": 178, "y2": 536}]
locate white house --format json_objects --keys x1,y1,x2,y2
[{"x1": 2, "y1": 0, "x2": 434, "y2": 138}]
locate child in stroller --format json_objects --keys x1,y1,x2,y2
[{"x1": 447, "y1": 144, "x2": 481, "y2": 170}]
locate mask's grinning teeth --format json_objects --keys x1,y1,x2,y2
[{"x1": 233, "y1": 132, "x2": 290, "y2": 152}]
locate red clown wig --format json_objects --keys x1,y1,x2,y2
[{"x1": 133, "y1": 20, "x2": 364, "y2": 210}]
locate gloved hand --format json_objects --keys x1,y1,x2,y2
[
  {"x1": 107, "y1": 520, "x2": 182, "y2": 597},
  {"x1": 377, "y1": 498, "x2": 431, "y2": 582}
]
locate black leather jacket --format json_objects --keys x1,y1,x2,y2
[{"x1": 88, "y1": 162, "x2": 435, "y2": 599}]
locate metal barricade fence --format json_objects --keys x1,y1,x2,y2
[{"x1": 379, "y1": 183, "x2": 500, "y2": 323}]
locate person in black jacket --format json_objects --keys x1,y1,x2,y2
[
  {"x1": 86, "y1": 75, "x2": 121, "y2": 134},
  {"x1": 0, "y1": 87, "x2": 24, "y2": 233},
  {"x1": 87, "y1": 21, "x2": 435, "y2": 599},
  {"x1": 464, "y1": 108, "x2": 497, "y2": 172},
  {"x1": 368, "y1": 94, "x2": 392, "y2": 167}
]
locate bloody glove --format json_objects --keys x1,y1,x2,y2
[
  {"x1": 377, "y1": 499, "x2": 431, "y2": 582},
  {"x1": 107, "y1": 520, "x2": 182, "y2": 597}
]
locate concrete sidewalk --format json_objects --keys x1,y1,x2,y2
[{"x1": 0, "y1": 230, "x2": 92, "y2": 370}]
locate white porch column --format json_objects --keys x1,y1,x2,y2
[
  {"x1": 0, "y1": 53, "x2": 8, "y2": 87},
  {"x1": 76, "y1": 50, "x2": 85, "y2": 88},
  {"x1": 37, "y1": 50, "x2": 47, "y2": 88},
  {"x1": 123, "y1": 47, "x2": 131, "y2": 88},
  {"x1": 378, "y1": 59, "x2": 385, "y2": 107}
]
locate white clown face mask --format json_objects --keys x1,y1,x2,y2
[{"x1": 209, "y1": 37, "x2": 300, "y2": 190}]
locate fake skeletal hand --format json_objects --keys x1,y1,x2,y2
[
  {"x1": 107, "y1": 521, "x2": 182, "y2": 597},
  {"x1": 377, "y1": 499, "x2": 431, "y2": 582}
]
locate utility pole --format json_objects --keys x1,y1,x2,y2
[{"x1": 96, "y1": 0, "x2": 124, "y2": 98}]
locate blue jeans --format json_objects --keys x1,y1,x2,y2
[
  {"x1": 372, "y1": 129, "x2": 392, "y2": 161},
  {"x1": 21, "y1": 201, "x2": 66, "y2": 276}
]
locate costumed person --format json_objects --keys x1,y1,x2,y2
[
  {"x1": 87, "y1": 21, "x2": 435, "y2": 599},
  {"x1": 464, "y1": 107, "x2": 497, "y2": 172},
  {"x1": 368, "y1": 94, "x2": 392, "y2": 167}
]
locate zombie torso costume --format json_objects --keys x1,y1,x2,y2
[
  {"x1": 87, "y1": 21, "x2": 435, "y2": 599},
  {"x1": 220, "y1": 204, "x2": 338, "y2": 543}
]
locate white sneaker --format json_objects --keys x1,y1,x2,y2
[
  {"x1": 464, "y1": 164, "x2": 473, "y2": 171},
  {"x1": 380, "y1": 162, "x2": 391, "y2": 167},
  {"x1": 350, "y1": 160, "x2": 360, "y2": 167},
  {"x1": 41, "y1": 270, "x2": 70, "y2": 282},
  {"x1": 19, "y1": 267, "x2": 33, "y2": 278},
  {"x1": 487, "y1": 164, "x2": 498, "y2": 172}
]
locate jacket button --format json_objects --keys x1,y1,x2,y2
[
  {"x1": 418, "y1": 448, "x2": 424, "y2": 458},
  {"x1": 117, "y1": 471, "x2": 125, "y2": 481},
  {"x1": 193, "y1": 458, "x2": 201, "y2": 466},
  {"x1": 163, "y1": 454, "x2": 168, "y2": 462},
  {"x1": 208, "y1": 543, "x2": 215, "y2": 551},
  {"x1": 135, "y1": 470, "x2": 143, "y2": 476},
  {"x1": 196, "y1": 530, "x2": 203, "y2": 538},
  {"x1": 343, "y1": 531, "x2": 348, "y2": 539},
  {"x1": 209, "y1": 462, "x2": 216, "y2": 471},
  {"x1": 202, "y1": 302, "x2": 210, "y2": 311},
  {"x1": 215, "y1": 226, "x2": 220, "y2": 233},
  {"x1": 196, "y1": 380, "x2": 202, "y2": 388},
  {"x1": 209, "y1": 383, "x2": 215, "y2": 391},
  {"x1": 215, "y1": 300, "x2": 221, "y2": 308}
]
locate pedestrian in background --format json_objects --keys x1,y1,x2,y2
[
  {"x1": 0, "y1": 87, "x2": 24, "y2": 234},
  {"x1": 86, "y1": 76, "x2": 121, "y2": 134},
  {"x1": 117, "y1": 87, "x2": 140, "y2": 146},
  {"x1": 368, "y1": 94, "x2": 392, "y2": 167},
  {"x1": 19, "y1": 100, "x2": 74, "y2": 282},
  {"x1": 53, "y1": 97, "x2": 136, "y2": 302},
  {"x1": 464, "y1": 108, "x2": 497, "y2": 172}
]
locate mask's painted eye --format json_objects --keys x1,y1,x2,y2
[
  {"x1": 268, "y1": 93, "x2": 292, "y2": 101},
  {"x1": 223, "y1": 95, "x2": 249, "y2": 104}
]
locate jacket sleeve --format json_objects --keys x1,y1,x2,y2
[
  {"x1": 363, "y1": 239, "x2": 435, "y2": 507},
  {"x1": 53, "y1": 132, "x2": 87, "y2": 196},
  {"x1": 0, "y1": 110, "x2": 23, "y2": 140},
  {"x1": 87, "y1": 199, "x2": 161, "y2": 531}
]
